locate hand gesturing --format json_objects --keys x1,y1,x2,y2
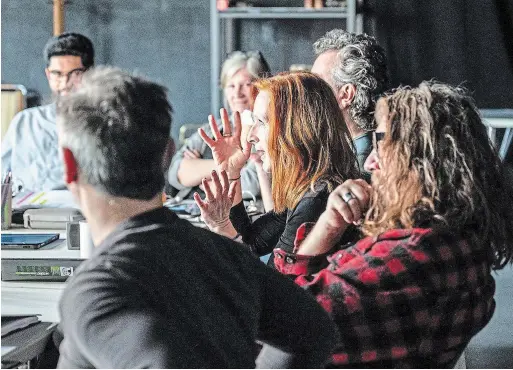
[
  {"x1": 194, "y1": 170, "x2": 237, "y2": 231},
  {"x1": 198, "y1": 108, "x2": 252, "y2": 177}
]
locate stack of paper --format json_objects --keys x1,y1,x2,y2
[{"x1": 13, "y1": 190, "x2": 78, "y2": 209}]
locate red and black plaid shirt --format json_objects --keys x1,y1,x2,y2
[{"x1": 274, "y1": 224, "x2": 496, "y2": 368}]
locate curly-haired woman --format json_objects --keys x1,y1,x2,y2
[{"x1": 275, "y1": 81, "x2": 513, "y2": 367}]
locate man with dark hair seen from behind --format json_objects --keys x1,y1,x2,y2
[
  {"x1": 1, "y1": 32, "x2": 94, "y2": 191},
  {"x1": 312, "y1": 29, "x2": 389, "y2": 180},
  {"x1": 55, "y1": 66, "x2": 337, "y2": 369}
]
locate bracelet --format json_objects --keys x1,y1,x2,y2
[{"x1": 229, "y1": 176, "x2": 241, "y2": 182}]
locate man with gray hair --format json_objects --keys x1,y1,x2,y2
[
  {"x1": 55, "y1": 66, "x2": 337, "y2": 368},
  {"x1": 312, "y1": 29, "x2": 389, "y2": 178}
]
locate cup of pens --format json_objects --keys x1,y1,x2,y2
[{"x1": 1, "y1": 182, "x2": 13, "y2": 230}]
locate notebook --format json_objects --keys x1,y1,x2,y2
[{"x1": 1, "y1": 233, "x2": 60, "y2": 250}]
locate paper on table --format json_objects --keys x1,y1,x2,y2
[{"x1": 13, "y1": 190, "x2": 78, "y2": 209}]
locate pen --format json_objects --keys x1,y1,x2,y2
[{"x1": 3, "y1": 170, "x2": 12, "y2": 184}]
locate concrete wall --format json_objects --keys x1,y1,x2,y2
[{"x1": 2, "y1": 0, "x2": 512, "y2": 138}]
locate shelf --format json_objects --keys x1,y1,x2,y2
[
  {"x1": 210, "y1": 0, "x2": 358, "y2": 113},
  {"x1": 218, "y1": 7, "x2": 348, "y2": 19}
]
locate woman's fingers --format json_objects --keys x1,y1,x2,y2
[
  {"x1": 184, "y1": 149, "x2": 200, "y2": 159},
  {"x1": 198, "y1": 127, "x2": 215, "y2": 148},
  {"x1": 219, "y1": 170, "x2": 230, "y2": 197},
  {"x1": 228, "y1": 180, "x2": 238, "y2": 201},
  {"x1": 202, "y1": 177, "x2": 214, "y2": 201},
  {"x1": 344, "y1": 197, "x2": 362, "y2": 222},
  {"x1": 232, "y1": 111, "x2": 242, "y2": 139},
  {"x1": 193, "y1": 192, "x2": 206, "y2": 209},
  {"x1": 346, "y1": 186, "x2": 369, "y2": 212},
  {"x1": 211, "y1": 170, "x2": 223, "y2": 198},
  {"x1": 220, "y1": 108, "x2": 232, "y2": 137},
  {"x1": 208, "y1": 115, "x2": 222, "y2": 140},
  {"x1": 344, "y1": 180, "x2": 371, "y2": 212},
  {"x1": 328, "y1": 190, "x2": 356, "y2": 224}
]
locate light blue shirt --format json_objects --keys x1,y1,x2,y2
[{"x1": 1, "y1": 103, "x2": 65, "y2": 191}]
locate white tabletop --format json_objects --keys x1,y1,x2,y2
[{"x1": 1, "y1": 227, "x2": 79, "y2": 322}]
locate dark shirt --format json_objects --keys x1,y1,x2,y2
[
  {"x1": 57, "y1": 208, "x2": 338, "y2": 369},
  {"x1": 274, "y1": 224, "x2": 495, "y2": 368},
  {"x1": 230, "y1": 183, "x2": 338, "y2": 268}
]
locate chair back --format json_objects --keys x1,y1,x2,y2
[
  {"x1": 1, "y1": 84, "x2": 27, "y2": 138},
  {"x1": 179, "y1": 123, "x2": 204, "y2": 146},
  {"x1": 481, "y1": 109, "x2": 513, "y2": 161}
]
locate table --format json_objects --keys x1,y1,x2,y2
[
  {"x1": 1, "y1": 321, "x2": 58, "y2": 368},
  {"x1": 2, "y1": 203, "x2": 267, "y2": 323},
  {"x1": 1, "y1": 227, "x2": 76, "y2": 323}
]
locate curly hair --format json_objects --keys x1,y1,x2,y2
[
  {"x1": 253, "y1": 72, "x2": 360, "y2": 213},
  {"x1": 313, "y1": 29, "x2": 389, "y2": 131},
  {"x1": 363, "y1": 81, "x2": 513, "y2": 269}
]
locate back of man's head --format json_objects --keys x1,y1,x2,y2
[
  {"x1": 313, "y1": 29, "x2": 389, "y2": 131},
  {"x1": 57, "y1": 66, "x2": 173, "y2": 200},
  {"x1": 44, "y1": 32, "x2": 95, "y2": 68}
]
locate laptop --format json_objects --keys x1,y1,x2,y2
[{"x1": 1, "y1": 234, "x2": 60, "y2": 250}]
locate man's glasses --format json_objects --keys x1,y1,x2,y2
[
  {"x1": 372, "y1": 131, "x2": 385, "y2": 154},
  {"x1": 48, "y1": 68, "x2": 86, "y2": 83}
]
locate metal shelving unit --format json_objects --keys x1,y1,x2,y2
[{"x1": 209, "y1": 0, "x2": 360, "y2": 113}]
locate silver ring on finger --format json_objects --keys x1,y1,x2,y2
[
  {"x1": 222, "y1": 133, "x2": 232, "y2": 137},
  {"x1": 341, "y1": 191, "x2": 355, "y2": 203}
]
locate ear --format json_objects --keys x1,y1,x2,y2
[
  {"x1": 62, "y1": 148, "x2": 79, "y2": 184},
  {"x1": 337, "y1": 83, "x2": 356, "y2": 110},
  {"x1": 162, "y1": 139, "x2": 175, "y2": 171},
  {"x1": 45, "y1": 68, "x2": 51, "y2": 83}
]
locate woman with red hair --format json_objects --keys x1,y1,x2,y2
[{"x1": 195, "y1": 72, "x2": 361, "y2": 267}]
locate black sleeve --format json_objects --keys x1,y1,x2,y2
[
  {"x1": 230, "y1": 201, "x2": 286, "y2": 256},
  {"x1": 230, "y1": 194, "x2": 328, "y2": 257},
  {"x1": 57, "y1": 264, "x2": 178, "y2": 369},
  {"x1": 254, "y1": 261, "x2": 339, "y2": 368}
]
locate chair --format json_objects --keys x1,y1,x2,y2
[
  {"x1": 481, "y1": 109, "x2": 513, "y2": 161},
  {"x1": 462, "y1": 264, "x2": 513, "y2": 368},
  {"x1": 178, "y1": 123, "x2": 204, "y2": 146},
  {"x1": 1, "y1": 84, "x2": 27, "y2": 139}
]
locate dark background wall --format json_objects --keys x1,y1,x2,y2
[
  {"x1": 2, "y1": 0, "x2": 512, "y2": 139},
  {"x1": 364, "y1": 0, "x2": 513, "y2": 109}
]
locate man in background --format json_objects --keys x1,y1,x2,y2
[
  {"x1": 311, "y1": 29, "x2": 389, "y2": 179},
  {"x1": 56, "y1": 66, "x2": 337, "y2": 368},
  {"x1": 1, "y1": 32, "x2": 94, "y2": 191}
]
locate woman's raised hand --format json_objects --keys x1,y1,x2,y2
[
  {"x1": 198, "y1": 108, "x2": 252, "y2": 178},
  {"x1": 194, "y1": 170, "x2": 237, "y2": 231}
]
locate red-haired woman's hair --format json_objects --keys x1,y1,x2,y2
[{"x1": 253, "y1": 72, "x2": 360, "y2": 213}]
